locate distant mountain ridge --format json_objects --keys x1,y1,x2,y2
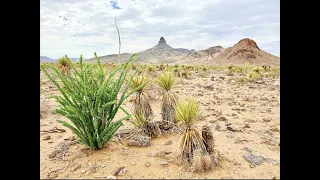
[
  {"x1": 59, "y1": 37, "x2": 279, "y2": 65},
  {"x1": 40, "y1": 56, "x2": 80, "y2": 62}
]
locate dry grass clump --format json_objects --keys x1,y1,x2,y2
[{"x1": 156, "y1": 72, "x2": 179, "y2": 123}]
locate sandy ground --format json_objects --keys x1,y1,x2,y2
[{"x1": 40, "y1": 70, "x2": 280, "y2": 179}]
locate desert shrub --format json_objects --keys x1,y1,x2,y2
[
  {"x1": 155, "y1": 72, "x2": 178, "y2": 123},
  {"x1": 159, "y1": 64, "x2": 165, "y2": 71},
  {"x1": 175, "y1": 97, "x2": 208, "y2": 165},
  {"x1": 129, "y1": 109, "x2": 147, "y2": 129},
  {"x1": 174, "y1": 64, "x2": 179, "y2": 68},
  {"x1": 128, "y1": 73, "x2": 153, "y2": 120},
  {"x1": 147, "y1": 66, "x2": 156, "y2": 73},
  {"x1": 246, "y1": 69, "x2": 262, "y2": 80},
  {"x1": 181, "y1": 71, "x2": 188, "y2": 77},
  {"x1": 40, "y1": 53, "x2": 141, "y2": 149},
  {"x1": 57, "y1": 56, "x2": 72, "y2": 75}
]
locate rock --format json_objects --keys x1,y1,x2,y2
[
  {"x1": 204, "y1": 85, "x2": 214, "y2": 91},
  {"x1": 49, "y1": 150, "x2": 60, "y2": 159},
  {"x1": 127, "y1": 135, "x2": 151, "y2": 147},
  {"x1": 48, "y1": 172, "x2": 58, "y2": 179},
  {"x1": 270, "y1": 127, "x2": 280, "y2": 132},
  {"x1": 240, "y1": 108, "x2": 246, "y2": 111},
  {"x1": 218, "y1": 117, "x2": 227, "y2": 121},
  {"x1": 211, "y1": 76, "x2": 215, "y2": 81},
  {"x1": 81, "y1": 170, "x2": 86, "y2": 174},
  {"x1": 101, "y1": 165, "x2": 106, "y2": 168},
  {"x1": 161, "y1": 160, "x2": 168, "y2": 166},
  {"x1": 241, "y1": 147, "x2": 253, "y2": 153},
  {"x1": 226, "y1": 133, "x2": 235, "y2": 138},
  {"x1": 244, "y1": 119, "x2": 256, "y2": 123},
  {"x1": 43, "y1": 135, "x2": 51, "y2": 140},
  {"x1": 64, "y1": 136, "x2": 76, "y2": 141},
  {"x1": 243, "y1": 124, "x2": 250, "y2": 128},
  {"x1": 145, "y1": 162, "x2": 151, "y2": 167},
  {"x1": 263, "y1": 118, "x2": 271, "y2": 122},
  {"x1": 70, "y1": 164, "x2": 81, "y2": 171},
  {"x1": 215, "y1": 124, "x2": 221, "y2": 131},
  {"x1": 250, "y1": 164, "x2": 256, "y2": 168},
  {"x1": 164, "y1": 140, "x2": 173, "y2": 145},
  {"x1": 243, "y1": 154, "x2": 265, "y2": 165},
  {"x1": 265, "y1": 158, "x2": 279, "y2": 165},
  {"x1": 197, "y1": 93, "x2": 204, "y2": 96},
  {"x1": 106, "y1": 176, "x2": 117, "y2": 179},
  {"x1": 113, "y1": 167, "x2": 126, "y2": 176},
  {"x1": 232, "y1": 113, "x2": 237, "y2": 116},
  {"x1": 209, "y1": 120, "x2": 217, "y2": 123}
]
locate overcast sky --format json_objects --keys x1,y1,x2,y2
[{"x1": 40, "y1": 0, "x2": 280, "y2": 59}]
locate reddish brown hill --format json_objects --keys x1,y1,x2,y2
[{"x1": 213, "y1": 38, "x2": 280, "y2": 66}]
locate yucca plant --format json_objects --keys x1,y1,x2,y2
[
  {"x1": 57, "y1": 56, "x2": 72, "y2": 75},
  {"x1": 155, "y1": 72, "x2": 178, "y2": 123},
  {"x1": 175, "y1": 97, "x2": 207, "y2": 165},
  {"x1": 128, "y1": 73, "x2": 153, "y2": 120},
  {"x1": 129, "y1": 109, "x2": 147, "y2": 129},
  {"x1": 40, "y1": 53, "x2": 142, "y2": 149}
]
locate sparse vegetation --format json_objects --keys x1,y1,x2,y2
[
  {"x1": 41, "y1": 53, "x2": 140, "y2": 149},
  {"x1": 57, "y1": 56, "x2": 72, "y2": 75},
  {"x1": 156, "y1": 72, "x2": 178, "y2": 123},
  {"x1": 175, "y1": 97, "x2": 208, "y2": 166},
  {"x1": 128, "y1": 73, "x2": 153, "y2": 120}
]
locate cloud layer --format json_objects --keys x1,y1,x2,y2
[{"x1": 40, "y1": 0, "x2": 280, "y2": 59}]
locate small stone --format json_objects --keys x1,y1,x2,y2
[
  {"x1": 101, "y1": 165, "x2": 106, "y2": 168},
  {"x1": 250, "y1": 164, "x2": 256, "y2": 168},
  {"x1": 244, "y1": 119, "x2": 256, "y2": 123},
  {"x1": 218, "y1": 117, "x2": 227, "y2": 121},
  {"x1": 106, "y1": 176, "x2": 117, "y2": 179},
  {"x1": 70, "y1": 164, "x2": 81, "y2": 171},
  {"x1": 81, "y1": 170, "x2": 86, "y2": 174},
  {"x1": 215, "y1": 124, "x2": 221, "y2": 131},
  {"x1": 43, "y1": 135, "x2": 51, "y2": 140},
  {"x1": 243, "y1": 154, "x2": 265, "y2": 165},
  {"x1": 48, "y1": 172, "x2": 58, "y2": 179},
  {"x1": 241, "y1": 108, "x2": 246, "y2": 111},
  {"x1": 209, "y1": 120, "x2": 217, "y2": 123},
  {"x1": 226, "y1": 133, "x2": 235, "y2": 138},
  {"x1": 161, "y1": 160, "x2": 168, "y2": 166},
  {"x1": 270, "y1": 127, "x2": 280, "y2": 132},
  {"x1": 244, "y1": 124, "x2": 250, "y2": 128},
  {"x1": 64, "y1": 136, "x2": 76, "y2": 141},
  {"x1": 164, "y1": 140, "x2": 173, "y2": 145},
  {"x1": 49, "y1": 150, "x2": 60, "y2": 159},
  {"x1": 145, "y1": 162, "x2": 151, "y2": 167},
  {"x1": 232, "y1": 113, "x2": 237, "y2": 116},
  {"x1": 263, "y1": 118, "x2": 271, "y2": 122},
  {"x1": 113, "y1": 167, "x2": 126, "y2": 176},
  {"x1": 241, "y1": 147, "x2": 253, "y2": 153},
  {"x1": 265, "y1": 158, "x2": 279, "y2": 165},
  {"x1": 131, "y1": 162, "x2": 136, "y2": 165}
]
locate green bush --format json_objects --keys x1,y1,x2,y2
[{"x1": 40, "y1": 53, "x2": 141, "y2": 149}]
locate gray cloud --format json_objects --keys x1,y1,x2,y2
[{"x1": 40, "y1": 0, "x2": 280, "y2": 59}]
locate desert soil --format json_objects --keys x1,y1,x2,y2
[{"x1": 40, "y1": 70, "x2": 280, "y2": 179}]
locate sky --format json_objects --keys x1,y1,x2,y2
[{"x1": 40, "y1": 0, "x2": 280, "y2": 59}]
